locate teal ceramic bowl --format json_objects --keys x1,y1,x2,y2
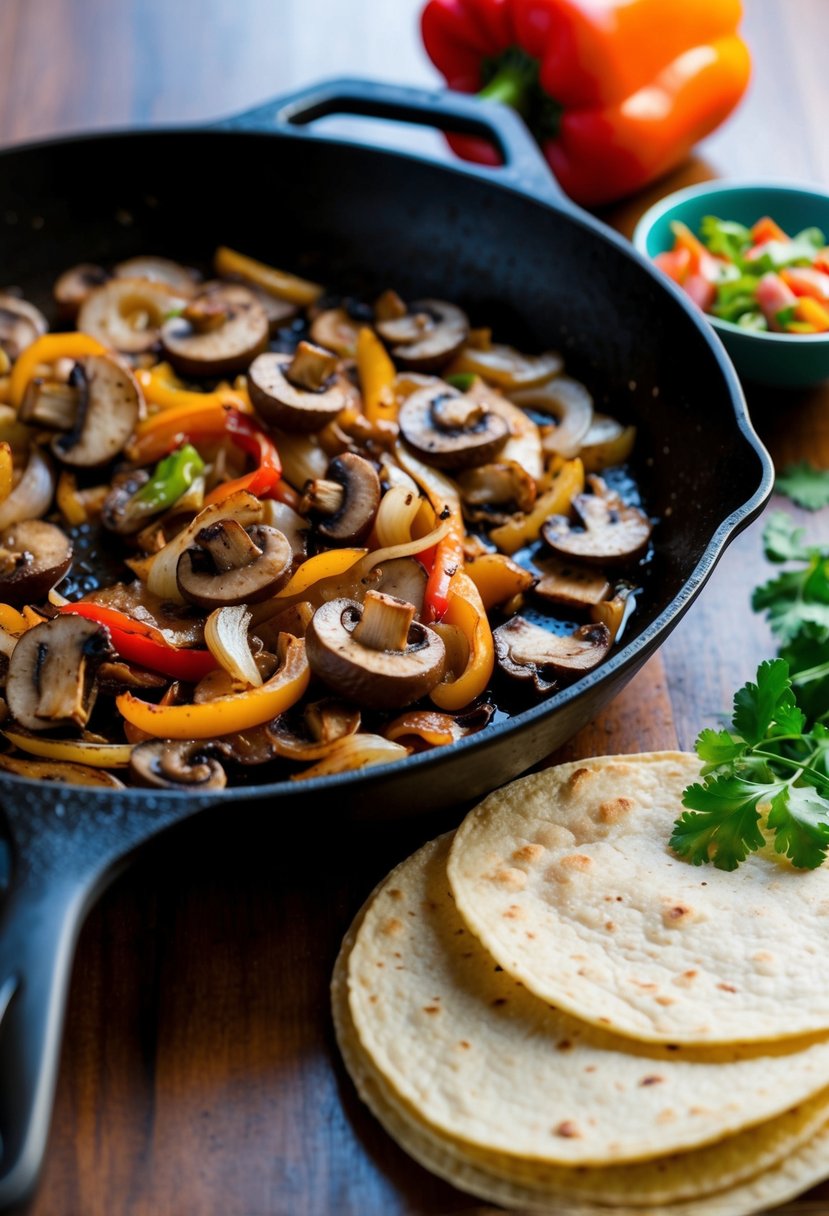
[{"x1": 633, "y1": 180, "x2": 829, "y2": 388}]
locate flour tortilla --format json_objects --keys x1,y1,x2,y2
[
  {"x1": 448, "y1": 752, "x2": 829, "y2": 1046},
  {"x1": 333, "y1": 863, "x2": 829, "y2": 1213},
  {"x1": 344, "y1": 833, "x2": 829, "y2": 1171}
]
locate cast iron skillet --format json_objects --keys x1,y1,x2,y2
[{"x1": 0, "y1": 78, "x2": 772, "y2": 1208}]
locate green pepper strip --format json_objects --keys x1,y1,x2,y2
[{"x1": 129, "y1": 443, "x2": 205, "y2": 518}]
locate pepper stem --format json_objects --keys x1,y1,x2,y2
[
  {"x1": 477, "y1": 47, "x2": 563, "y2": 140},
  {"x1": 478, "y1": 60, "x2": 537, "y2": 114}
]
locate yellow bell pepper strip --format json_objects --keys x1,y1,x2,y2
[
  {"x1": 465, "y1": 552, "x2": 535, "y2": 609},
  {"x1": 2, "y1": 729, "x2": 133, "y2": 768},
  {"x1": 0, "y1": 378, "x2": 10, "y2": 405},
  {"x1": 0, "y1": 603, "x2": 29, "y2": 634},
  {"x1": 136, "y1": 361, "x2": 249, "y2": 412},
  {"x1": 58, "y1": 602, "x2": 218, "y2": 682},
  {"x1": 0, "y1": 441, "x2": 12, "y2": 503},
  {"x1": 0, "y1": 350, "x2": 9, "y2": 376},
  {"x1": 357, "y1": 326, "x2": 397, "y2": 424},
  {"x1": 422, "y1": 0, "x2": 750, "y2": 206},
  {"x1": 214, "y1": 247, "x2": 323, "y2": 307},
  {"x1": 429, "y1": 569, "x2": 494, "y2": 710},
  {"x1": 117, "y1": 633, "x2": 310, "y2": 739},
  {"x1": 490, "y1": 456, "x2": 584, "y2": 554},
  {"x1": 9, "y1": 333, "x2": 105, "y2": 408},
  {"x1": 273, "y1": 548, "x2": 367, "y2": 601}
]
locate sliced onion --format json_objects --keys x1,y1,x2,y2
[
  {"x1": 290, "y1": 734, "x2": 410, "y2": 781},
  {"x1": 450, "y1": 344, "x2": 563, "y2": 390},
  {"x1": 579, "y1": 415, "x2": 637, "y2": 472},
  {"x1": 0, "y1": 447, "x2": 55, "y2": 530},
  {"x1": 261, "y1": 498, "x2": 308, "y2": 560},
  {"x1": 0, "y1": 753, "x2": 125, "y2": 787},
  {"x1": 478, "y1": 389, "x2": 543, "y2": 482},
  {"x1": 513, "y1": 375, "x2": 593, "y2": 459},
  {"x1": 3, "y1": 729, "x2": 133, "y2": 767},
  {"x1": 205, "y1": 605, "x2": 262, "y2": 687},
  {"x1": 374, "y1": 483, "x2": 422, "y2": 548},
  {"x1": 145, "y1": 489, "x2": 263, "y2": 601},
  {"x1": 274, "y1": 431, "x2": 329, "y2": 490}
]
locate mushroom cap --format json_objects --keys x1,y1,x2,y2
[
  {"x1": 216, "y1": 278, "x2": 298, "y2": 334},
  {"x1": 248, "y1": 351, "x2": 347, "y2": 431},
  {"x1": 78, "y1": 277, "x2": 188, "y2": 353},
  {"x1": 315, "y1": 453, "x2": 381, "y2": 544},
  {"x1": 114, "y1": 256, "x2": 200, "y2": 296},
  {"x1": 129, "y1": 739, "x2": 227, "y2": 790},
  {"x1": 161, "y1": 283, "x2": 269, "y2": 377},
  {"x1": 309, "y1": 307, "x2": 360, "y2": 357},
  {"x1": 377, "y1": 299, "x2": 468, "y2": 371},
  {"x1": 306, "y1": 596, "x2": 446, "y2": 710},
  {"x1": 398, "y1": 383, "x2": 510, "y2": 470},
  {"x1": 0, "y1": 293, "x2": 48, "y2": 361},
  {"x1": 541, "y1": 476, "x2": 652, "y2": 565},
  {"x1": 6, "y1": 614, "x2": 115, "y2": 731},
  {"x1": 494, "y1": 617, "x2": 612, "y2": 692},
  {"x1": 176, "y1": 523, "x2": 293, "y2": 608},
  {"x1": 52, "y1": 354, "x2": 143, "y2": 468},
  {"x1": 53, "y1": 264, "x2": 110, "y2": 321},
  {"x1": 0, "y1": 519, "x2": 73, "y2": 605}
]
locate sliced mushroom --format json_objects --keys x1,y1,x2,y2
[
  {"x1": 101, "y1": 469, "x2": 151, "y2": 535},
  {"x1": 398, "y1": 383, "x2": 509, "y2": 470},
  {"x1": 494, "y1": 617, "x2": 612, "y2": 693},
  {"x1": 6, "y1": 614, "x2": 115, "y2": 731},
  {"x1": 129, "y1": 739, "x2": 227, "y2": 789},
  {"x1": 0, "y1": 294, "x2": 48, "y2": 362},
  {"x1": 0, "y1": 753, "x2": 124, "y2": 787},
  {"x1": 513, "y1": 375, "x2": 593, "y2": 459},
  {"x1": 450, "y1": 343, "x2": 563, "y2": 391},
  {"x1": 302, "y1": 452, "x2": 380, "y2": 544},
  {"x1": 51, "y1": 355, "x2": 142, "y2": 468},
  {"x1": 247, "y1": 350, "x2": 347, "y2": 431},
  {"x1": 457, "y1": 461, "x2": 537, "y2": 512},
  {"x1": 384, "y1": 702, "x2": 494, "y2": 747},
  {"x1": 161, "y1": 283, "x2": 268, "y2": 377},
  {"x1": 53, "y1": 264, "x2": 110, "y2": 321},
  {"x1": 114, "y1": 256, "x2": 200, "y2": 295},
  {"x1": 541, "y1": 476, "x2": 652, "y2": 566},
  {"x1": 376, "y1": 299, "x2": 468, "y2": 371},
  {"x1": 219, "y1": 278, "x2": 298, "y2": 334},
  {"x1": 255, "y1": 600, "x2": 314, "y2": 644},
  {"x1": 533, "y1": 560, "x2": 611, "y2": 610},
  {"x1": 0, "y1": 520, "x2": 73, "y2": 606},
  {"x1": 268, "y1": 699, "x2": 361, "y2": 761},
  {"x1": 306, "y1": 590, "x2": 446, "y2": 709},
  {"x1": 309, "y1": 307, "x2": 360, "y2": 357},
  {"x1": 78, "y1": 277, "x2": 187, "y2": 353},
  {"x1": 176, "y1": 521, "x2": 293, "y2": 608},
  {"x1": 97, "y1": 661, "x2": 167, "y2": 693}
]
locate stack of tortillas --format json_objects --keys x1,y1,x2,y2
[{"x1": 332, "y1": 752, "x2": 829, "y2": 1213}]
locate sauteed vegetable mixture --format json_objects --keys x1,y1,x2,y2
[{"x1": 0, "y1": 249, "x2": 651, "y2": 789}]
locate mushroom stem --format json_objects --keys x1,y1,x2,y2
[
  {"x1": 301, "y1": 477, "x2": 345, "y2": 517},
  {"x1": 19, "y1": 379, "x2": 80, "y2": 430},
  {"x1": 286, "y1": 340, "x2": 338, "y2": 391},
  {"x1": 196, "y1": 519, "x2": 263, "y2": 572},
  {"x1": 432, "y1": 393, "x2": 484, "y2": 431},
  {"x1": 352, "y1": 590, "x2": 415, "y2": 653},
  {"x1": 182, "y1": 294, "x2": 229, "y2": 333}
]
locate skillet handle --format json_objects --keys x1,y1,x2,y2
[
  {"x1": 0, "y1": 869, "x2": 89, "y2": 1210},
  {"x1": 216, "y1": 76, "x2": 565, "y2": 205}
]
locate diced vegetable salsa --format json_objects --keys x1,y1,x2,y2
[{"x1": 654, "y1": 216, "x2": 829, "y2": 334}]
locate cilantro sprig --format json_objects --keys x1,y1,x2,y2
[
  {"x1": 752, "y1": 513, "x2": 829, "y2": 643},
  {"x1": 671, "y1": 660, "x2": 829, "y2": 871},
  {"x1": 776, "y1": 462, "x2": 829, "y2": 512}
]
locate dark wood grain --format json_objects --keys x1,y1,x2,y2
[{"x1": 0, "y1": 1, "x2": 827, "y2": 1212}]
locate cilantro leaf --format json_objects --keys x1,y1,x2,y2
[
  {"x1": 671, "y1": 776, "x2": 771, "y2": 870},
  {"x1": 752, "y1": 558, "x2": 829, "y2": 644},
  {"x1": 732, "y1": 658, "x2": 805, "y2": 743},
  {"x1": 776, "y1": 463, "x2": 829, "y2": 511},
  {"x1": 781, "y1": 625, "x2": 829, "y2": 726},
  {"x1": 762, "y1": 512, "x2": 813, "y2": 563},
  {"x1": 768, "y1": 785, "x2": 829, "y2": 869},
  {"x1": 695, "y1": 727, "x2": 745, "y2": 770}
]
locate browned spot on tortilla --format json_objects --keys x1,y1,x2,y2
[
  {"x1": 376, "y1": 962, "x2": 385, "y2": 968},
  {"x1": 556, "y1": 1040, "x2": 573, "y2": 1052},
  {"x1": 753, "y1": 951, "x2": 774, "y2": 963},
  {"x1": 631, "y1": 980, "x2": 658, "y2": 991},
  {"x1": 584, "y1": 1065, "x2": 597, "y2": 1073},
  {"x1": 493, "y1": 867, "x2": 527, "y2": 890},
  {"x1": 656, "y1": 996, "x2": 676, "y2": 1007},
  {"x1": 512, "y1": 843, "x2": 544, "y2": 864},
  {"x1": 599, "y1": 1017, "x2": 611, "y2": 1025},
  {"x1": 554, "y1": 1121, "x2": 581, "y2": 1139},
  {"x1": 526, "y1": 931, "x2": 536, "y2": 939},
  {"x1": 662, "y1": 903, "x2": 695, "y2": 927},
  {"x1": 423, "y1": 1005, "x2": 440, "y2": 1015},
  {"x1": 491, "y1": 997, "x2": 508, "y2": 1007},
  {"x1": 598, "y1": 796, "x2": 634, "y2": 823},
  {"x1": 560, "y1": 854, "x2": 592, "y2": 871},
  {"x1": 381, "y1": 917, "x2": 404, "y2": 936},
  {"x1": 690, "y1": 1106, "x2": 710, "y2": 1116},
  {"x1": 640, "y1": 1076, "x2": 665, "y2": 1086},
  {"x1": 605, "y1": 922, "x2": 616, "y2": 931},
  {"x1": 567, "y1": 767, "x2": 592, "y2": 793},
  {"x1": 657, "y1": 1109, "x2": 676, "y2": 1124},
  {"x1": 718, "y1": 983, "x2": 738, "y2": 993},
  {"x1": 369, "y1": 994, "x2": 378, "y2": 1004},
  {"x1": 388, "y1": 888, "x2": 403, "y2": 901},
  {"x1": 503, "y1": 905, "x2": 526, "y2": 920},
  {"x1": 459, "y1": 1040, "x2": 470, "y2": 1050}
]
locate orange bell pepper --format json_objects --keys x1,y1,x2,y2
[
  {"x1": 422, "y1": 0, "x2": 750, "y2": 206},
  {"x1": 357, "y1": 327, "x2": 398, "y2": 424},
  {"x1": 136, "y1": 361, "x2": 249, "y2": 413}
]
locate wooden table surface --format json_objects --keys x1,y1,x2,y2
[{"x1": 1, "y1": 1, "x2": 828, "y2": 1213}]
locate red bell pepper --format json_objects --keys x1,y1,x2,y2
[
  {"x1": 58, "y1": 603, "x2": 218, "y2": 682},
  {"x1": 202, "y1": 409, "x2": 290, "y2": 506},
  {"x1": 421, "y1": 0, "x2": 751, "y2": 206}
]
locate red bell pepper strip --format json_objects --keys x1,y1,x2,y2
[
  {"x1": 423, "y1": 534, "x2": 464, "y2": 622},
  {"x1": 58, "y1": 603, "x2": 218, "y2": 682},
  {"x1": 202, "y1": 409, "x2": 292, "y2": 506},
  {"x1": 421, "y1": 0, "x2": 751, "y2": 206}
]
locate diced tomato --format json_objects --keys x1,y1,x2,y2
[
  {"x1": 755, "y1": 272, "x2": 797, "y2": 331},
  {"x1": 813, "y1": 248, "x2": 829, "y2": 274},
  {"x1": 654, "y1": 247, "x2": 692, "y2": 285},
  {"x1": 750, "y1": 216, "x2": 788, "y2": 244},
  {"x1": 670, "y1": 221, "x2": 721, "y2": 280},
  {"x1": 682, "y1": 274, "x2": 716, "y2": 312},
  {"x1": 780, "y1": 267, "x2": 829, "y2": 301}
]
